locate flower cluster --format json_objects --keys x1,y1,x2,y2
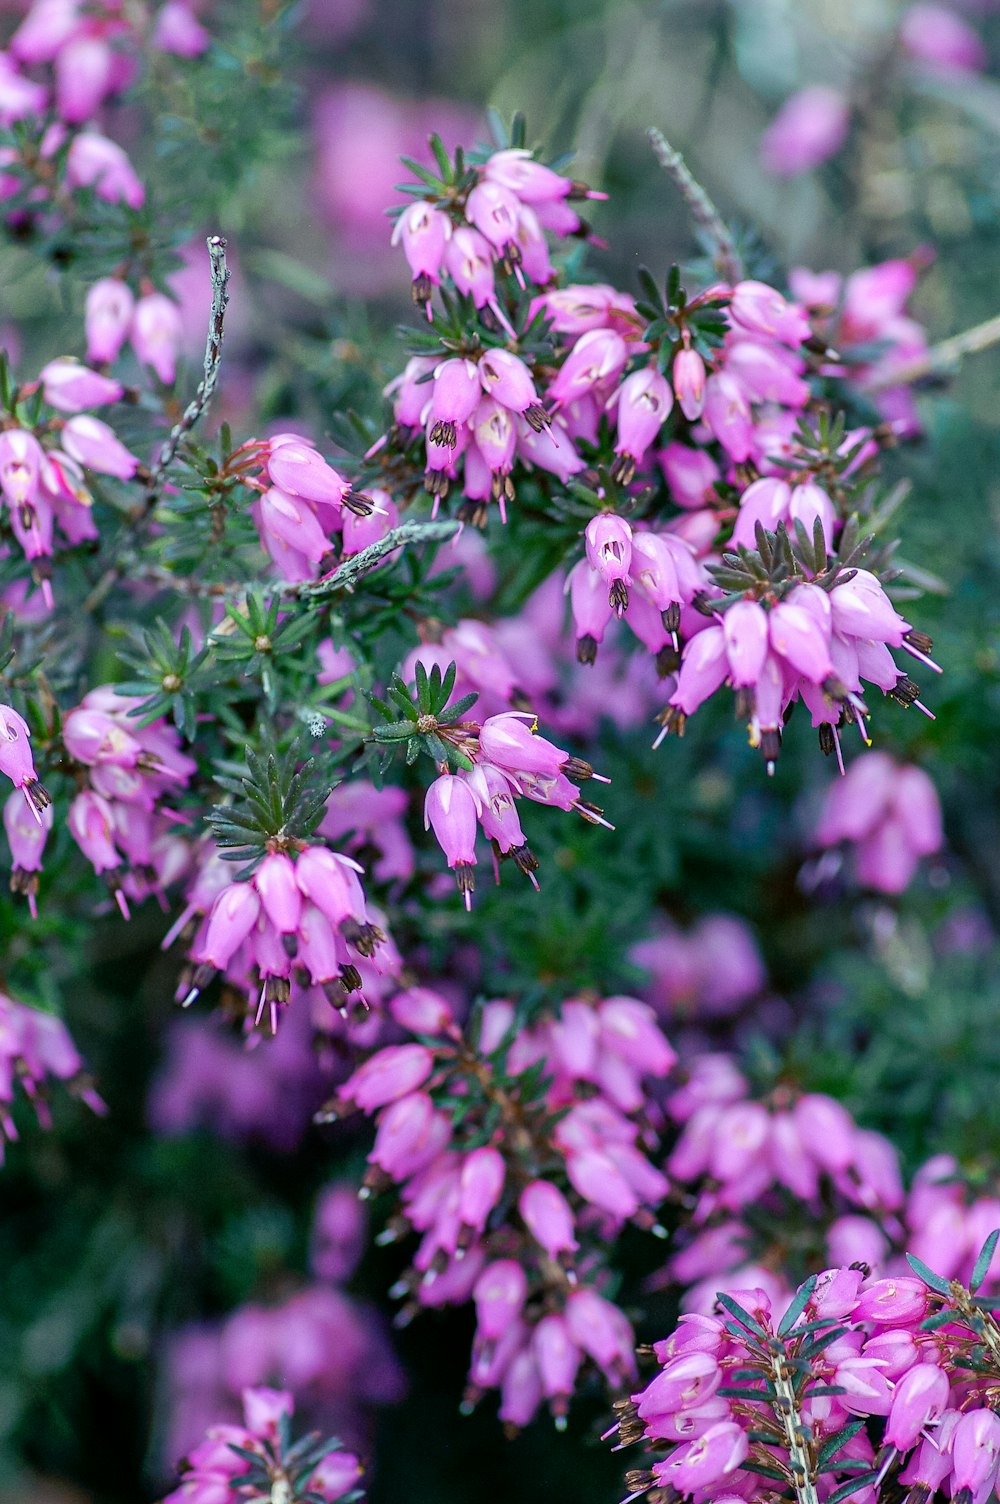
[
  {"x1": 614, "y1": 1239, "x2": 1000, "y2": 1504},
  {"x1": 814, "y1": 750, "x2": 943, "y2": 893},
  {"x1": 0, "y1": 989, "x2": 103, "y2": 1154},
  {"x1": 163, "y1": 1386, "x2": 363, "y2": 1504},
  {"x1": 166, "y1": 839, "x2": 393, "y2": 1031},
  {"x1": 629, "y1": 914, "x2": 766, "y2": 1023},
  {"x1": 4, "y1": 0, "x2": 208, "y2": 132},
  {"x1": 85, "y1": 277, "x2": 185, "y2": 385},
  {"x1": 419, "y1": 709, "x2": 612, "y2": 904},
  {"x1": 667, "y1": 571, "x2": 939, "y2": 773},
  {"x1": 790, "y1": 256, "x2": 931, "y2": 436},
  {"x1": 333, "y1": 987, "x2": 676, "y2": 1424},
  {"x1": 163, "y1": 1183, "x2": 403, "y2": 1468},
  {"x1": 391, "y1": 144, "x2": 605, "y2": 319},
  {"x1": 0, "y1": 360, "x2": 138, "y2": 605},
  {"x1": 214, "y1": 432, "x2": 388, "y2": 583},
  {"x1": 58, "y1": 687, "x2": 197, "y2": 917},
  {"x1": 662, "y1": 1053, "x2": 905, "y2": 1311}
]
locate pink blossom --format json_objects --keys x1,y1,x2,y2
[
  {"x1": 132, "y1": 292, "x2": 184, "y2": 385},
  {"x1": 61, "y1": 415, "x2": 137, "y2": 480},
  {"x1": 901, "y1": 3, "x2": 987, "y2": 72},
  {"x1": 65, "y1": 132, "x2": 145, "y2": 208},
  {"x1": 519, "y1": 1180, "x2": 578, "y2": 1260},
  {"x1": 652, "y1": 1420, "x2": 749, "y2": 1492},
  {"x1": 761, "y1": 86, "x2": 851, "y2": 177},
  {"x1": 85, "y1": 278, "x2": 135, "y2": 365},
  {"x1": 39, "y1": 358, "x2": 122, "y2": 412},
  {"x1": 424, "y1": 774, "x2": 478, "y2": 906}
]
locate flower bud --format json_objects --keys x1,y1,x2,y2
[{"x1": 519, "y1": 1180, "x2": 578, "y2": 1259}]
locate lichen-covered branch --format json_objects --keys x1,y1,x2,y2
[
  {"x1": 145, "y1": 235, "x2": 231, "y2": 506},
  {"x1": 647, "y1": 128, "x2": 742, "y2": 284}
]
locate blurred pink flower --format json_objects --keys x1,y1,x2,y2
[
  {"x1": 311, "y1": 84, "x2": 480, "y2": 294},
  {"x1": 900, "y1": 3, "x2": 988, "y2": 71},
  {"x1": 760, "y1": 86, "x2": 850, "y2": 177}
]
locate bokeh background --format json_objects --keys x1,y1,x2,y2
[{"x1": 3, "y1": 1, "x2": 1000, "y2": 1500}]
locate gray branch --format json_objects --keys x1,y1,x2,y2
[
  {"x1": 111, "y1": 517, "x2": 462, "y2": 604},
  {"x1": 145, "y1": 235, "x2": 231, "y2": 507},
  {"x1": 289, "y1": 518, "x2": 461, "y2": 601},
  {"x1": 647, "y1": 128, "x2": 742, "y2": 284}
]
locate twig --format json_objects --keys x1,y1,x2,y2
[
  {"x1": 647, "y1": 128, "x2": 742, "y2": 284},
  {"x1": 866, "y1": 311, "x2": 1000, "y2": 391},
  {"x1": 145, "y1": 235, "x2": 231, "y2": 507},
  {"x1": 109, "y1": 517, "x2": 462, "y2": 605},
  {"x1": 291, "y1": 518, "x2": 461, "y2": 600}
]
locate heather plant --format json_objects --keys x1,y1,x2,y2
[{"x1": 1, "y1": 3, "x2": 1000, "y2": 1504}]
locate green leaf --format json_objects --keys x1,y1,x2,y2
[
  {"x1": 428, "y1": 132, "x2": 451, "y2": 180},
  {"x1": 920, "y1": 1308, "x2": 958, "y2": 1331},
  {"x1": 414, "y1": 659, "x2": 430, "y2": 713},
  {"x1": 970, "y1": 1230, "x2": 1000, "y2": 1294},
  {"x1": 777, "y1": 1275, "x2": 818, "y2": 1336},
  {"x1": 637, "y1": 266, "x2": 662, "y2": 310},
  {"x1": 817, "y1": 1419, "x2": 865, "y2": 1469},
  {"x1": 398, "y1": 155, "x2": 441, "y2": 189},
  {"x1": 715, "y1": 1292, "x2": 770, "y2": 1340},
  {"x1": 825, "y1": 1473, "x2": 881, "y2": 1504},
  {"x1": 905, "y1": 1252, "x2": 952, "y2": 1295}
]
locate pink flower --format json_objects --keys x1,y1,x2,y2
[
  {"x1": 473, "y1": 1259, "x2": 528, "y2": 1342},
  {"x1": 195, "y1": 883, "x2": 262, "y2": 970},
  {"x1": 465, "y1": 179, "x2": 521, "y2": 252},
  {"x1": 153, "y1": 1, "x2": 212, "y2": 58},
  {"x1": 548, "y1": 328, "x2": 629, "y2": 408},
  {"x1": 951, "y1": 1409, "x2": 1000, "y2": 1497},
  {"x1": 253, "y1": 853, "x2": 303, "y2": 935},
  {"x1": 55, "y1": 34, "x2": 119, "y2": 125},
  {"x1": 477, "y1": 713, "x2": 568, "y2": 779},
  {"x1": 424, "y1": 774, "x2": 478, "y2": 907},
  {"x1": 65, "y1": 132, "x2": 145, "y2": 208},
  {"x1": 391, "y1": 199, "x2": 451, "y2": 309},
  {"x1": 761, "y1": 86, "x2": 851, "y2": 177},
  {"x1": 61, "y1": 415, "x2": 137, "y2": 480},
  {"x1": 457, "y1": 1146, "x2": 505, "y2": 1239},
  {"x1": 131, "y1": 292, "x2": 184, "y2": 385},
  {"x1": 723, "y1": 601, "x2": 769, "y2": 687},
  {"x1": 0, "y1": 703, "x2": 47, "y2": 818},
  {"x1": 672, "y1": 347, "x2": 706, "y2": 420},
  {"x1": 884, "y1": 1362, "x2": 950, "y2": 1450},
  {"x1": 39, "y1": 357, "x2": 122, "y2": 413},
  {"x1": 241, "y1": 1385, "x2": 293, "y2": 1441},
  {"x1": 0, "y1": 429, "x2": 43, "y2": 507},
  {"x1": 729, "y1": 281, "x2": 811, "y2": 346},
  {"x1": 900, "y1": 4, "x2": 987, "y2": 73},
  {"x1": 342, "y1": 1043, "x2": 434, "y2": 1111},
  {"x1": 531, "y1": 1312, "x2": 581, "y2": 1411},
  {"x1": 702, "y1": 372, "x2": 753, "y2": 461},
  {"x1": 266, "y1": 436, "x2": 349, "y2": 513},
  {"x1": 519, "y1": 1180, "x2": 578, "y2": 1261},
  {"x1": 428, "y1": 357, "x2": 481, "y2": 447},
  {"x1": 85, "y1": 278, "x2": 135, "y2": 365},
  {"x1": 444, "y1": 226, "x2": 496, "y2": 307},
  {"x1": 671, "y1": 627, "x2": 729, "y2": 716},
  {"x1": 652, "y1": 1420, "x2": 749, "y2": 1492},
  {"x1": 585, "y1": 514, "x2": 633, "y2": 598}
]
